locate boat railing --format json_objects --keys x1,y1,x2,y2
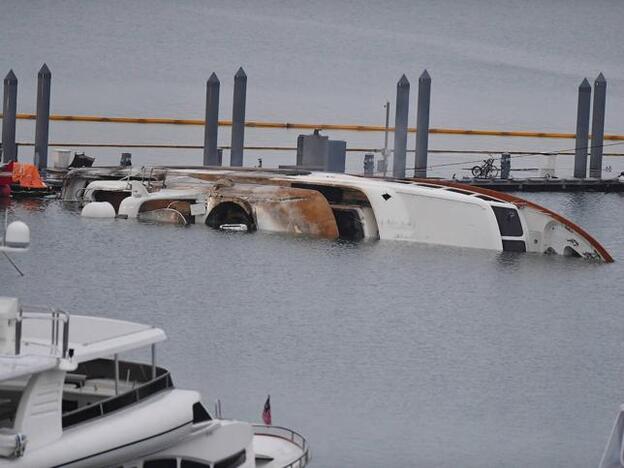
[
  {"x1": 252, "y1": 424, "x2": 310, "y2": 468},
  {"x1": 62, "y1": 369, "x2": 173, "y2": 428},
  {"x1": 17, "y1": 305, "x2": 70, "y2": 358}
]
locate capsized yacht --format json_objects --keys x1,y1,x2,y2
[{"x1": 62, "y1": 166, "x2": 613, "y2": 262}]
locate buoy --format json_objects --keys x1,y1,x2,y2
[{"x1": 81, "y1": 202, "x2": 116, "y2": 218}]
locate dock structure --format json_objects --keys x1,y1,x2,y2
[
  {"x1": 1, "y1": 70, "x2": 18, "y2": 162},
  {"x1": 1, "y1": 65, "x2": 622, "y2": 196},
  {"x1": 392, "y1": 74, "x2": 410, "y2": 179},
  {"x1": 203, "y1": 73, "x2": 220, "y2": 166},
  {"x1": 438, "y1": 177, "x2": 624, "y2": 193}
]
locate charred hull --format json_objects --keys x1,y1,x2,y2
[{"x1": 62, "y1": 166, "x2": 613, "y2": 262}]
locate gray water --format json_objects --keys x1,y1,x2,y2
[
  {"x1": 3, "y1": 194, "x2": 624, "y2": 468},
  {"x1": 2, "y1": 1, "x2": 624, "y2": 467}
]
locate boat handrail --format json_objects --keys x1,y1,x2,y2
[
  {"x1": 62, "y1": 370, "x2": 173, "y2": 429},
  {"x1": 252, "y1": 424, "x2": 310, "y2": 468},
  {"x1": 17, "y1": 306, "x2": 70, "y2": 358}
]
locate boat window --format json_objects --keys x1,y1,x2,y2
[
  {"x1": 445, "y1": 188, "x2": 473, "y2": 195},
  {"x1": 181, "y1": 460, "x2": 210, "y2": 468},
  {"x1": 491, "y1": 206, "x2": 523, "y2": 237},
  {"x1": 331, "y1": 207, "x2": 365, "y2": 241},
  {"x1": 143, "y1": 459, "x2": 177, "y2": 468},
  {"x1": 502, "y1": 240, "x2": 527, "y2": 252},
  {"x1": 206, "y1": 202, "x2": 255, "y2": 231},
  {"x1": 474, "y1": 194, "x2": 501, "y2": 202},
  {"x1": 192, "y1": 402, "x2": 212, "y2": 423},
  {"x1": 214, "y1": 450, "x2": 246, "y2": 468}
]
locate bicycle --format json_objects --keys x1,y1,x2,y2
[{"x1": 471, "y1": 157, "x2": 500, "y2": 178}]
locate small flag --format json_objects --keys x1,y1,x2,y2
[{"x1": 262, "y1": 395, "x2": 272, "y2": 425}]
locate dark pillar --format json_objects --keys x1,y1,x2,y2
[
  {"x1": 589, "y1": 73, "x2": 606, "y2": 178},
  {"x1": 392, "y1": 74, "x2": 410, "y2": 179},
  {"x1": 574, "y1": 78, "x2": 591, "y2": 178},
  {"x1": 2, "y1": 70, "x2": 18, "y2": 162},
  {"x1": 230, "y1": 67, "x2": 247, "y2": 167},
  {"x1": 34, "y1": 64, "x2": 51, "y2": 170},
  {"x1": 414, "y1": 70, "x2": 431, "y2": 178},
  {"x1": 203, "y1": 73, "x2": 220, "y2": 166}
]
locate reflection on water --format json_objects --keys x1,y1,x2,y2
[{"x1": 1, "y1": 193, "x2": 623, "y2": 467}]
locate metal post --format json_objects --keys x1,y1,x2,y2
[
  {"x1": 203, "y1": 73, "x2": 220, "y2": 166},
  {"x1": 382, "y1": 101, "x2": 390, "y2": 177},
  {"x1": 114, "y1": 353, "x2": 120, "y2": 395},
  {"x1": 2, "y1": 71, "x2": 17, "y2": 162},
  {"x1": 392, "y1": 75, "x2": 410, "y2": 179},
  {"x1": 151, "y1": 343, "x2": 156, "y2": 380},
  {"x1": 500, "y1": 152, "x2": 511, "y2": 179},
  {"x1": 34, "y1": 64, "x2": 51, "y2": 170},
  {"x1": 589, "y1": 73, "x2": 607, "y2": 178},
  {"x1": 230, "y1": 67, "x2": 247, "y2": 167},
  {"x1": 414, "y1": 70, "x2": 431, "y2": 178},
  {"x1": 574, "y1": 78, "x2": 591, "y2": 178}
]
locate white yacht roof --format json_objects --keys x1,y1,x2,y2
[
  {"x1": 0, "y1": 313, "x2": 166, "y2": 380},
  {"x1": 21, "y1": 314, "x2": 166, "y2": 363}
]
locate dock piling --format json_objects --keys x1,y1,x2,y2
[
  {"x1": 574, "y1": 78, "x2": 591, "y2": 178},
  {"x1": 392, "y1": 74, "x2": 410, "y2": 178},
  {"x1": 414, "y1": 70, "x2": 431, "y2": 178},
  {"x1": 203, "y1": 73, "x2": 220, "y2": 166},
  {"x1": 2, "y1": 70, "x2": 18, "y2": 162},
  {"x1": 590, "y1": 73, "x2": 607, "y2": 178},
  {"x1": 230, "y1": 67, "x2": 247, "y2": 167},
  {"x1": 34, "y1": 64, "x2": 51, "y2": 170}
]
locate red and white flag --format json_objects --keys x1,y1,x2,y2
[{"x1": 262, "y1": 395, "x2": 271, "y2": 425}]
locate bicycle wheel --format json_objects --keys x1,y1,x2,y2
[
  {"x1": 487, "y1": 166, "x2": 500, "y2": 178},
  {"x1": 471, "y1": 166, "x2": 482, "y2": 178}
]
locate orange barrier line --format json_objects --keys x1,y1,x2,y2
[{"x1": 2, "y1": 113, "x2": 623, "y2": 140}]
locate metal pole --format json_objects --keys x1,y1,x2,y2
[
  {"x1": 574, "y1": 78, "x2": 591, "y2": 178},
  {"x1": 34, "y1": 64, "x2": 51, "y2": 170},
  {"x1": 151, "y1": 343, "x2": 156, "y2": 380},
  {"x1": 414, "y1": 70, "x2": 431, "y2": 178},
  {"x1": 589, "y1": 73, "x2": 606, "y2": 178},
  {"x1": 114, "y1": 353, "x2": 119, "y2": 395},
  {"x1": 203, "y1": 73, "x2": 220, "y2": 166},
  {"x1": 2, "y1": 71, "x2": 17, "y2": 162},
  {"x1": 392, "y1": 74, "x2": 410, "y2": 179},
  {"x1": 230, "y1": 67, "x2": 247, "y2": 167}
]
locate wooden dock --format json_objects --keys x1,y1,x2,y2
[{"x1": 438, "y1": 177, "x2": 624, "y2": 192}]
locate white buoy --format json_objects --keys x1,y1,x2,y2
[{"x1": 81, "y1": 202, "x2": 116, "y2": 218}]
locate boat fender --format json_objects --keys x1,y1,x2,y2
[
  {"x1": 0, "y1": 429, "x2": 26, "y2": 458},
  {"x1": 81, "y1": 201, "x2": 116, "y2": 218}
]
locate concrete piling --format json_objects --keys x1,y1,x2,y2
[
  {"x1": 230, "y1": 67, "x2": 247, "y2": 167},
  {"x1": 2, "y1": 70, "x2": 18, "y2": 162},
  {"x1": 203, "y1": 73, "x2": 220, "y2": 166},
  {"x1": 34, "y1": 64, "x2": 51, "y2": 170},
  {"x1": 392, "y1": 74, "x2": 410, "y2": 179},
  {"x1": 414, "y1": 70, "x2": 431, "y2": 178},
  {"x1": 574, "y1": 78, "x2": 591, "y2": 178},
  {"x1": 589, "y1": 73, "x2": 606, "y2": 178}
]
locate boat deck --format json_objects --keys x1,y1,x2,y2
[{"x1": 253, "y1": 425, "x2": 310, "y2": 468}]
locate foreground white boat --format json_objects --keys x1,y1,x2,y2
[
  {"x1": 0, "y1": 298, "x2": 309, "y2": 467},
  {"x1": 62, "y1": 166, "x2": 613, "y2": 262}
]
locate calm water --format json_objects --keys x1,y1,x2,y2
[
  {"x1": 2, "y1": 193, "x2": 624, "y2": 468},
  {"x1": 2, "y1": 1, "x2": 624, "y2": 467}
]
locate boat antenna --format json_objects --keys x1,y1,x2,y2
[{"x1": 2, "y1": 251, "x2": 24, "y2": 276}]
